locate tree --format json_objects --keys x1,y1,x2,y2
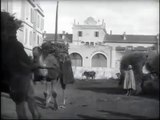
[
  {"x1": 119, "y1": 52, "x2": 148, "y2": 94},
  {"x1": 146, "y1": 53, "x2": 159, "y2": 77}
]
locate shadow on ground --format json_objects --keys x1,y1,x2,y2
[
  {"x1": 77, "y1": 87, "x2": 126, "y2": 95},
  {"x1": 77, "y1": 86, "x2": 159, "y2": 100},
  {"x1": 76, "y1": 114, "x2": 106, "y2": 119},
  {"x1": 1, "y1": 115, "x2": 16, "y2": 119},
  {"x1": 98, "y1": 110, "x2": 158, "y2": 119},
  {"x1": 34, "y1": 96, "x2": 56, "y2": 110},
  {"x1": 139, "y1": 92, "x2": 159, "y2": 100}
]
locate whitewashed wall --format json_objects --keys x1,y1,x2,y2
[
  {"x1": 72, "y1": 66, "x2": 120, "y2": 80},
  {"x1": 72, "y1": 26, "x2": 106, "y2": 43},
  {"x1": 69, "y1": 44, "x2": 112, "y2": 68}
]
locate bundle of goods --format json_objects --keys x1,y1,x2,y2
[{"x1": 41, "y1": 41, "x2": 69, "y2": 62}]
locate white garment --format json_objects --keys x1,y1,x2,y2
[
  {"x1": 142, "y1": 65, "x2": 150, "y2": 74},
  {"x1": 123, "y1": 69, "x2": 136, "y2": 90}
]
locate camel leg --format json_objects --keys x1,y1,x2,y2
[
  {"x1": 44, "y1": 81, "x2": 52, "y2": 108},
  {"x1": 12, "y1": 74, "x2": 40, "y2": 119},
  {"x1": 27, "y1": 79, "x2": 41, "y2": 119},
  {"x1": 16, "y1": 101, "x2": 28, "y2": 119},
  {"x1": 43, "y1": 79, "x2": 47, "y2": 100},
  {"x1": 51, "y1": 80, "x2": 58, "y2": 110},
  {"x1": 10, "y1": 77, "x2": 28, "y2": 119},
  {"x1": 27, "y1": 97, "x2": 40, "y2": 119},
  {"x1": 62, "y1": 90, "x2": 66, "y2": 105}
]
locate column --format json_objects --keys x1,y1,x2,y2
[{"x1": 111, "y1": 47, "x2": 116, "y2": 68}]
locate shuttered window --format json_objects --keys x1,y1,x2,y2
[
  {"x1": 25, "y1": 29, "x2": 28, "y2": 44},
  {"x1": 29, "y1": 31, "x2": 34, "y2": 46},
  {"x1": 30, "y1": 8, "x2": 34, "y2": 23},
  {"x1": 95, "y1": 31, "x2": 99, "y2": 37}
]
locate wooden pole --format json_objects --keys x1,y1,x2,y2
[{"x1": 54, "y1": 1, "x2": 59, "y2": 42}]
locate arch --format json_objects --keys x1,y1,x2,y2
[
  {"x1": 91, "y1": 53, "x2": 107, "y2": 67},
  {"x1": 70, "y1": 52, "x2": 83, "y2": 67}
]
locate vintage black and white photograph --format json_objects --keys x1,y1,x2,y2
[{"x1": 1, "y1": 0, "x2": 159, "y2": 119}]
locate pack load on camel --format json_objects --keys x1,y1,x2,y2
[
  {"x1": 35, "y1": 41, "x2": 74, "y2": 84},
  {"x1": 41, "y1": 41, "x2": 69, "y2": 63},
  {"x1": 32, "y1": 41, "x2": 74, "y2": 109}
]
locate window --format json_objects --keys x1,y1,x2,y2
[
  {"x1": 29, "y1": 31, "x2": 33, "y2": 46},
  {"x1": 33, "y1": 32, "x2": 36, "y2": 45},
  {"x1": 30, "y1": 8, "x2": 34, "y2": 23},
  {"x1": 41, "y1": 18, "x2": 44, "y2": 30},
  {"x1": 25, "y1": 29, "x2": 28, "y2": 44},
  {"x1": 37, "y1": 15, "x2": 39, "y2": 28},
  {"x1": 95, "y1": 31, "x2": 99, "y2": 37},
  {"x1": 86, "y1": 42, "x2": 89, "y2": 45},
  {"x1": 78, "y1": 31, "x2": 82, "y2": 37},
  {"x1": 90, "y1": 42, "x2": 94, "y2": 45},
  {"x1": 39, "y1": 16, "x2": 41, "y2": 29},
  {"x1": 37, "y1": 35, "x2": 39, "y2": 45},
  {"x1": 1, "y1": 1, "x2": 8, "y2": 12}
]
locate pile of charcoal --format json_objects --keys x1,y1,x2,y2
[{"x1": 41, "y1": 41, "x2": 69, "y2": 62}]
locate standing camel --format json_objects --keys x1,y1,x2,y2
[{"x1": 32, "y1": 45, "x2": 74, "y2": 110}]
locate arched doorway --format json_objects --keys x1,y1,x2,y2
[
  {"x1": 92, "y1": 53, "x2": 107, "y2": 67},
  {"x1": 70, "y1": 53, "x2": 82, "y2": 67}
]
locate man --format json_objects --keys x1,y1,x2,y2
[{"x1": 123, "y1": 65, "x2": 136, "y2": 96}]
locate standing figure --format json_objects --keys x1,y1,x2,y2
[{"x1": 123, "y1": 65, "x2": 136, "y2": 96}]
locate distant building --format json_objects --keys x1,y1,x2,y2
[
  {"x1": 1, "y1": 0, "x2": 45, "y2": 56},
  {"x1": 44, "y1": 31, "x2": 72, "y2": 43},
  {"x1": 45, "y1": 17, "x2": 158, "y2": 79}
]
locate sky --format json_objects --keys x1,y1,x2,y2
[{"x1": 39, "y1": 0, "x2": 159, "y2": 35}]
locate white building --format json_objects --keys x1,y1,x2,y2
[
  {"x1": 44, "y1": 17, "x2": 159, "y2": 79},
  {"x1": 72, "y1": 17, "x2": 107, "y2": 45},
  {"x1": 1, "y1": 0, "x2": 45, "y2": 56}
]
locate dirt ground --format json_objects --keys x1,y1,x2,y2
[{"x1": 1, "y1": 79, "x2": 159, "y2": 119}]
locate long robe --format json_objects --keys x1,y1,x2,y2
[
  {"x1": 62, "y1": 58, "x2": 74, "y2": 84},
  {"x1": 123, "y1": 69, "x2": 136, "y2": 90}
]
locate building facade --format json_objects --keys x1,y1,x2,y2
[
  {"x1": 1, "y1": 0, "x2": 45, "y2": 56},
  {"x1": 44, "y1": 17, "x2": 158, "y2": 79}
]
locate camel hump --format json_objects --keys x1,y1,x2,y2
[{"x1": 45, "y1": 54, "x2": 60, "y2": 68}]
